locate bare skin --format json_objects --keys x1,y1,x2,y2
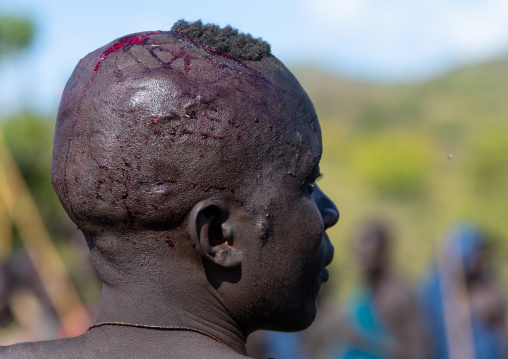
[{"x1": 0, "y1": 27, "x2": 338, "y2": 358}]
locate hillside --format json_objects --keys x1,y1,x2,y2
[{"x1": 292, "y1": 60, "x2": 508, "y2": 292}]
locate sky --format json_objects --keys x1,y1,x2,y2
[{"x1": 1, "y1": 0, "x2": 508, "y2": 115}]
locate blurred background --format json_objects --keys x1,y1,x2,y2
[{"x1": 1, "y1": 0, "x2": 508, "y2": 356}]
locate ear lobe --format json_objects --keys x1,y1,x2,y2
[
  {"x1": 207, "y1": 240, "x2": 243, "y2": 268},
  {"x1": 189, "y1": 200, "x2": 242, "y2": 268}
]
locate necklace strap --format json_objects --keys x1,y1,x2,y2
[{"x1": 88, "y1": 321, "x2": 233, "y2": 350}]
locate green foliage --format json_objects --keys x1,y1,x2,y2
[
  {"x1": 1, "y1": 113, "x2": 69, "y2": 238},
  {"x1": 294, "y1": 59, "x2": 508, "y2": 294},
  {"x1": 1, "y1": 113, "x2": 102, "y2": 305},
  {"x1": 0, "y1": 14, "x2": 34, "y2": 58},
  {"x1": 468, "y1": 128, "x2": 508, "y2": 194},
  {"x1": 349, "y1": 133, "x2": 431, "y2": 197}
]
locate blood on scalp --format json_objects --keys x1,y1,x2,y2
[
  {"x1": 83, "y1": 31, "x2": 161, "y2": 94},
  {"x1": 94, "y1": 32, "x2": 161, "y2": 72}
]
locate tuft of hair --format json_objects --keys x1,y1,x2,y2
[{"x1": 172, "y1": 19, "x2": 271, "y2": 61}]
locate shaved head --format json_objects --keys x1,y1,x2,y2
[
  {"x1": 0, "y1": 22, "x2": 338, "y2": 358},
  {"x1": 52, "y1": 28, "x2": 319, "y2": 242}
]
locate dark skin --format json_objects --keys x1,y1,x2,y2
[{"x1": 0, "y1": 30, "x2": 338, "y2": 358}]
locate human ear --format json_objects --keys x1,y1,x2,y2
[{"x1": 188, "y1": 200, "x2": 242, "y2": 268}]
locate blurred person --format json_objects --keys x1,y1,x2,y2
[
  {"x1": 246, "y1": 285, "x2": 342, "y2": 359},
  {"x1": 0, "y1": 20, "x2": 339, "y2": 358},
  {"x1": 301, "y1": 283, "x2": 345, "y2": 359},
  {"x1": 419, "y1": 225, "x2": 508, "y2": 359},
  {"x1": 0, "y1": 249, "x2": 59, "y2": 344},
  {"x1": 335, "y1": 221, "x2": 430, "y2": 359},
  {"x1": 247, "y1": 330, "x2": 308, "y2": 359}
]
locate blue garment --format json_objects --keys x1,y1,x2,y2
[
  {"x1": 418, "y1": 225, "x2": 507, "y2": 359},
  {"x1": 338, "y1": 288, "x2": 390, "y2": 359},
  {"x1": 473, "y1": 321, "x2": 507, "y2": 359},
  {"x1": 419, "y1": 265, "x2": 448, "y2": 358},
  {"x1": 264, "y1": 331, "x2": 307, "y2": 359}
]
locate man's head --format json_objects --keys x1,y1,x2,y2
[
  {"x1": 53, "y1": 21, "x2": 317, "y2": 236},
  {"x1": 52, "y1": 20, "x2": 338, "y2": 333},
  {"x1": 444, "y1": 225, "x2": 489, "y2": 282},
  {"x1": 354, "y1": 221, "x2": 390, "y2": 278}
]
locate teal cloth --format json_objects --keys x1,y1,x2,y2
[{"x1": 338, "y1": 289, "x2": 390, "y2": 359}]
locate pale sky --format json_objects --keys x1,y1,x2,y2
[{"x1": 1, "y1": 0, "x2": 508, "y2": 114}]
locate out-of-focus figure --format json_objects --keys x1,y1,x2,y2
[
  {"x1": 246, "y1": 285, "x2": 342, "y2": 359},
  {"x1": 246, "y1": 330, "x2": 307, "y2": 359},
  {"x1": 0, "y1": 249, "x2": 60, "y2": 344},
  {"x1": 419, "y1": 225, "x2": 508, "y2": 359},
  {"x1": 247, "y1": 222, "x2": 430, "y2": 359},
  {"x1": 335, "y1": 221, "x2": 430, "y2": 359}
]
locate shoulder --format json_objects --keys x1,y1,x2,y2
[
  {"x1": 377, "y1": 276, "x2": 421, "y2": 321},
  {"x1": 0, "y1": 341, "x2": 51, "y2": 359},
  {"x1": 0, "y1": 333, "x2": 252, "y2": 358},
  {"x1": 0, "y1": 336, "x2": 88, "y2": 359},
  {"x1": 380, "y1": 276, "x2": 416, "y2": 304}
]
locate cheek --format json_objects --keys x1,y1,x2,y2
[
  {"x1": 252, "y1": 194, "x2": 324, "y2": 272},
  {"x1": 280, "y1": 198, "x2": 324, "y2": 268},
  {"x1": 298, "y1": 199, "x2": 325, "y2": 244}
]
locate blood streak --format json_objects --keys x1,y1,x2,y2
[
  {"x1": 84, "y1": 31, "x2": 161, "y2": 93},
  {"x1": 94, "y1": 32, "x2": 161, "y2": 72}
]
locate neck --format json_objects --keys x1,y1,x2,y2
[
  {"x1": 365, "y1": 267, "x2": 387, "y2": 288},
  {"x1": 93, "y1": 277, "x2": 247, "y2": 355}
]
